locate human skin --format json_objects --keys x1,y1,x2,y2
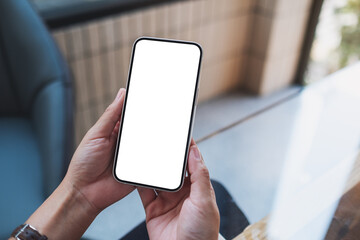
[
  {"x1": 138, "y1": 141, "x2": 220, "y2": 240},
  {"x1": 12, "y1": 88, "x2": 219, "y2": 240}
]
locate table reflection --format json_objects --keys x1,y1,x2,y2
[{"x1": 234, "y1": 63, "x2": 360, "y2": 240}]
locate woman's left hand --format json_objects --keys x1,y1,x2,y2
[
  {"x1": 66, "y1": 88, "x2": 134, "y2": 212},
  {"x1": 25, "y1": 88, "x2": 134, "y2": 240}
]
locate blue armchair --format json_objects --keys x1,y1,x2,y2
[{"x1": 0, "y1": 0, "x2": 73, "y2": 237}]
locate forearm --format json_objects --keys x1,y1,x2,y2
[{"x1": 24, "y1": 177, "x2": 98, "y2": 240}]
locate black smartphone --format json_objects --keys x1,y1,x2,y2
[{"x1": 113, "y1": 37, "x2": 202, "y2": 191}]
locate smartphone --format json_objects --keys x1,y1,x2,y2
[{"x1": 113, "y1": 37, "x2": 202, "y2": 191}]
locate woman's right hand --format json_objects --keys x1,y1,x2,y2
[{"x1": 138, "y1": 140, "x2": 220, "y2": 240}]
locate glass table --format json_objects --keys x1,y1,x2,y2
[{"x1": 233, "y1": 62, "x2": 360, "y2": 240}]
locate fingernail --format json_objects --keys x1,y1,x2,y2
[{"x1": 191, "y1": 146, "x2": 201, "y2": 160}]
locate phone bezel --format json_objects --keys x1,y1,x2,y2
[{"x1": 112, "y1": 36, "x2": 202, "y2": 192}]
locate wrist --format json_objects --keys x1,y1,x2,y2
[
  {"x1": 26, "y1": 178, "x2": 98, "y2": 240},
  {"x1": 61, "y1": 176, "x2": 101, "y2": 216}
]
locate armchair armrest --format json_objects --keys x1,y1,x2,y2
[{"x1": 31, "y1": 80, "x2": 74, "y2": 197}]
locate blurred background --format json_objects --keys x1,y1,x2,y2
[
  {"x1": 30, "y1": 0, "x2": 360, "y2": 144},
  {"x1": 34, "y1": 0, "x2": 313, "y2": 144},
  {"x1": 306, "y1": 0, "x2": 360, "y2": 83},
  {"x1": 1, "y1": 0, "x2": 360, "y2": 239}
]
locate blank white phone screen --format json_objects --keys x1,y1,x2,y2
[{"x1": 115, "y1": 38, "x2": 201, "y2": 190}]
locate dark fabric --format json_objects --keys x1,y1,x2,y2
[
  {"x1": 211, "y1": 180, "x2": 250, "y2": 239},
  {"x1": 0, "y1": 0, "x2": 73, "y2": 237},
  {"x1": 120, "y1": 221, "x2": 149, "y2": 240},
  {"x1": 120, "y1": 180, "x2": 249, "y2": 240}
]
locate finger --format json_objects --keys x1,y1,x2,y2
[
  {"x1": 91, "y1": 88, "x2": 126, "y2": 138},
  {"x1": 110, "y1": 121, "x2": 120, "y2": 143},
  {"x1": 157, "y1": 178, "x2": 190, "y2": 201},
  {"x1": 188, "y1": 144, "x2": 212, "y2": 199},
  {"x1": 137, "y1": 187, "x2": 157, "y2": 209},
  {"x1": 113, "y1": 121, "x2": 120, "y2": 135},
  {"x1": 186, "y1": 138, "x2": 196, "y2": 175},
  {"x1": 190, "y1": 138, "x2": 196, "y2": 147},
  {"x1": 187, "y1": 138, "x2": 196, "y2": 171}
]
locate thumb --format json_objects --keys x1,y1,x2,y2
[
  {"x1": 89, "y1": 88, "x2": 126, "y2": 139},
  {"x1": 188, "y1": 144, "x2": 213, "y2": 200}
]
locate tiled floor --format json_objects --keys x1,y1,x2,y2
[{"x1": 83, "y1": 86, "x2": 301, "y2": 239}]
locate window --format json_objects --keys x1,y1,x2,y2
[{"x1": 305, "y1": 0, "x2": 360, "y2": 84}]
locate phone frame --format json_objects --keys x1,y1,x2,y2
[{"x1": 113, "y1": 36, "x2": 202, "y2": 192}]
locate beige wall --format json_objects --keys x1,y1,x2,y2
[
  {"x1": 243, "y1": 0, "x2": 313, "y2": 94},
  {"x1": 52, "y1": 0, "x2": 253, "y2": 143},
  {"x1": 52, "y1": 0, "x2": 312, "y2": 144}
]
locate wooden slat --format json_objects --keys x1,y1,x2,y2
[{"x1": 52, "y1": 0, "x2": 253, "y2": 144}]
